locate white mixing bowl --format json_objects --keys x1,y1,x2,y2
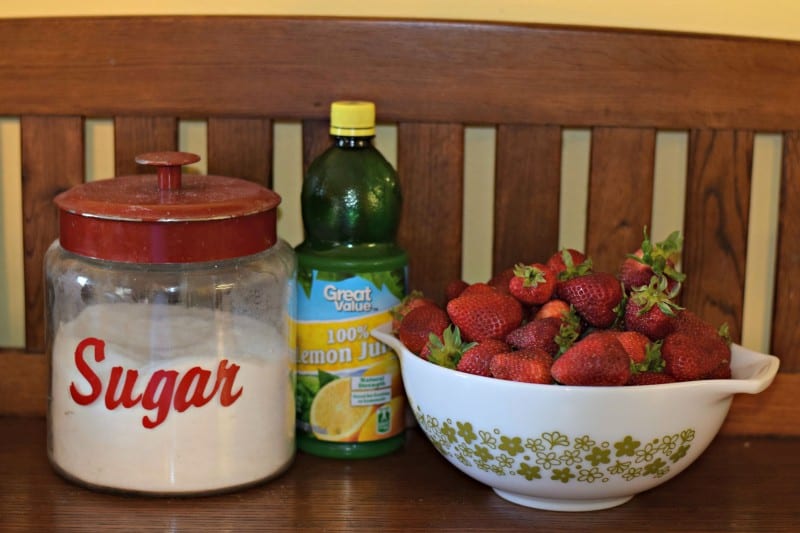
[{"x1": 372, "y1": 326, "x2": 779, "y2": 511}]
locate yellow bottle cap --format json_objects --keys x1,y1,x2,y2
[{"x1": 330, "y1": 101, "x2": 376, "y2": 137}]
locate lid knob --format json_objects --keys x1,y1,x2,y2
[{"x1": 134, "y1": 151, "x2": 201, "y2": 191}]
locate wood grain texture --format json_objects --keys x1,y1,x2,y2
[
  {"x1": 1, "y1": 418, "x2": 798, "y2": 530},
  {"x1": 5, "y1": 18, "x2": 800, "y2": 130},
  {"x1": 493, "y1": 125, "x2": 561, "y2": 273},
  {"x1": 0, "y1": 352, "x2": 48, "y2": 417},
  {"x1": 20, "y1": 116, "x2": 84, "y2": 353},
  {"x1": 772, "y1": 131, "x2": 800, "y2": 369},
  {"x1": 113, "y1": 116, "x2": 178, "y2": 175},
  {"x1": 682, "y1": 130, "x2": 753, "y2": 344},
  {"x1": 301, "y1": 119, "x2": 331, "y2": 176},
  {"x1": 207, "y1": 118, "x2": 273, "y2": 186},
  {"x1": 397, "y1": 123, "x2": 464, "y2": 305},
  {"x1": 585, "y1": 127, "x2": 656, "y2": 274}
]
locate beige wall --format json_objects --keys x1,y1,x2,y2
[
  {"x1": 5, "y1": 1, "x2": 800, "y2": 40},
  {"x1": 0, "y1": 2, "x2": 792, "y2": 350}
]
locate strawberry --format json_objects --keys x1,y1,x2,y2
[
  {"x1": 426, "y1": 325, "x2": 475, "y2": 369},
  {"x1": 672, "y1": 309, "x2": 722, "y2": 338},
  {"x1": 456, "y1": 339, "x2": 510, "y2": 376},
  {"x1": 623, "y1": 276, "x2": 682, "y2": 341},
  {"x1": 546, "y1": 248, "x2": 590, "y2": 277},
  {"x1": 419, "y1": 343, "x2": 432, "y2": 361},
  {"x1": 557, "y1": 272, "x2": 623, "y2": 328},
  {"x1": 506, "y1": 307, "x2": 582, "y2": 356},
  {"x1": 551, "y1": 331, "x2": 631, "y2": 386},
  {"x1": 618, "y1": 228, "x2": 686, "y2": 293},
  {"x1": 613, "y1": 330, "x2": 666, "y2": 380},
  {"x1": 627, "y1": 372, "x2": 676, "y2": 386},
  {"x1": 444, "y1": 279, "x2": 470, "y2": 302},
  {"x1": 533, "y1": 299, "x2": 570, "y2": 320},
  {"x1": 705, "y1": 361, "x2": 733, "y2": 380},
  {"x1": 489, "y1": 348, "x2": 553, "y2": 384},
  {"x1": 397, "y1": 304, "x2": 451, "y2": 355},
  {"x1": 446, "y1": 289, "x2": 524, "y2": 342},
  {"x1": 392, "y1": 291, "x2": 437, "y2": 334},
  {"x1": 459, "y1": 282, "x2": 497, "y2": 298},
  {"x1": 666, "y1": 309, "x2": 732, "y2": 380},
  {"x1": 613, "y1": 330, "x2": 652, "y2": 366},
  {"x1": 661, "y1": 331, "x2": 731, "y2": 382},
  {"x1": 487, "y1": 267, "x2": 515, "y2": 295},
  {"x1": 508, "y1": 263, "x2": 557, "y2": 305},
  {"x1": 505, "y1": 317, "x2": 562, "y2": 354}
]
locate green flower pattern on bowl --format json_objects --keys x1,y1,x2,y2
[{"x1": 414, "y1": 406, "x2": 696, "y2": 484}]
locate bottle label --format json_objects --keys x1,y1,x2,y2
[{"x1": 294, "y1": 266, "x2": 406, "y2": 443}]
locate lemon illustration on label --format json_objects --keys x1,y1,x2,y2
[{"x1": 309, "y1": 377, "x2": 374, "y2": 442}]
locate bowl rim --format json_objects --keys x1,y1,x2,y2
[{"x1": 371, "y1": 325, "x2": 780, "y2": 397}]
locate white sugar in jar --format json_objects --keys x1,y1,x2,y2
[
  {"x1": 50, "y1": 303, "x2": 294, "y2": 493},
  {"x1": 45, "y1": 152, "x2": 296, "y2": 495}
]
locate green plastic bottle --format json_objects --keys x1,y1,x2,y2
[{"x1": 294, "y1": 101, "x2": 408, "y2": 458}]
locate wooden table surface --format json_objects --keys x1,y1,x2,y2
[{"x1": 1, "y1": 417, "x2": 798, "y2": 532}]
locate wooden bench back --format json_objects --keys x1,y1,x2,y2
[{"x1": 1, "y1": 17, "x2": 797, "y2": 432}]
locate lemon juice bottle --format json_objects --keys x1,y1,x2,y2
[{"x1": 294, "y1": 101, "x2": 407, "y2": 458}]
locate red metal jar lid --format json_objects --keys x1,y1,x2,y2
[{"x1": 54, "y1": 152, "x2": 281, "y2": 263}]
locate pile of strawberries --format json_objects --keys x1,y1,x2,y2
[{"x1": 393, "y1": 229, "x2": 732, "y2": 386}]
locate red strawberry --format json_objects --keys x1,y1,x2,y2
[
  {"x1": 661, "y1": 331, "x2": 731, "y2": 382},
  {"x1": 397, "y1": 304, "x2": 450, "y2": 355},
  {"x1": 392, "y1": 291, "x2": 437, "y2": 334},
  {"x1": 489, "y1": 348, "x2": 553, "y2": 384},
  {"x1": 546, "y1": 248, "x2": 589, "y2": 277},
  {"x1": 459, "y1": 282, "x2": 496, "y2": 298},
  {"x1": 614, "y1": 330, "x2": 652, "y2": 365},
  {"x1": 614, "y1": 330, "x2": 666, "y2": 378},
  {"x1": 534, "y1": 299, "x2": 571, "y2": 320},
  {"x1": 506, "y1": 307, "x2": 582, "y2": 356},
  {"x1": 627, "y1": 372, "x2": 676, "y2": 386},
  {"x1": 557, "y1": 272, "x2": 623, "y2": 328},
  {"x1": 705, "y1": 360, "x2": 733, "y2": 380},
  {"x1": 456, "y1": 339, "x2": 510, "y2": 376},
  {"x1": 508, "y1": 263, "x2": 557, "y2": 305},
  {"x1": 505, "y1": 317, "x2": 562, "y2": 354},
  {"x1": 551, "y1": 331, "x2": 631, "y2": 386},
  {"x1": 623, "y1": 276, "x2": 682, "y2": 341},
  {"x1": 487, "y1": 267, "x2": 515, "y2": 295},
  {"x1": 618, "y1": 229, "x2": 686, "y2": 293},
  {"x1": 425, "y1": 325, "x2": 475, "y2": 369},
  {"x1": 446, "y1": 289, "x2": 524, "y2": 342},
  {"x1": 444, "y1": 279, "x2": 470, "y2": 302},
  {"x1": 419, "y1": 343, "x2": 432, "y2": 361},
  {"x1": 672, "y1": 309, "x2": 722, "y2": 338}
]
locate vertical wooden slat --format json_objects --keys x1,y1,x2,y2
[
  {"x1": 772, "y1": 131, "x2": 800, "y2": 369},
  {"x1": 682, "y1": 129, "x2": 753, "y2": 343},
  {"x1": 302, "y1": 119, "x2": 331, "y2": 175},
  {"x1": 113, "y1": 116, "x2": 178, "y2": 175},
  {"x1": 493, "y1": 125, "x2": 561, "y2": 273},
  {"x1": 397, "y1": 123, "x2": 464, "y2": 305},
  {"x1": 207, "y1": 117, "x2": 272, "y2": 186},
  {"x1": 585, "y1": 127, "x2": 656, "y2": 273},
  {"x1": 21, "y1": 116, "x2": 84, "y2": 352},
  {"x1": 300, "y1": 119, "x2": 332, "y2": 243}
]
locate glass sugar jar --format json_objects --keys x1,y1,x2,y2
[{"x1": 45, "y1": 152, "x2": 296, "y2": 495}]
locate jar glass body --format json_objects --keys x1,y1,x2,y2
[{"x1": 45, "y1": 239, "x2": 297, "y2": 495}]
